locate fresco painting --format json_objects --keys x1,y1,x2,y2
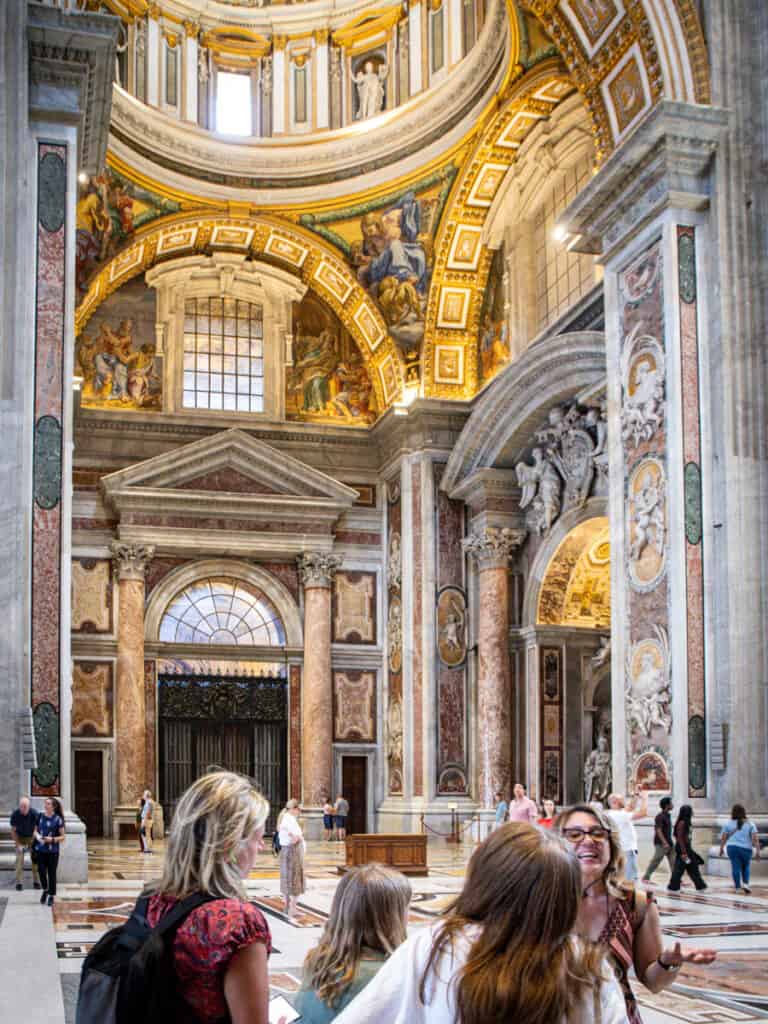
[
  {"x1": 299, "y1": 168, "x2": 456, "y2": 367},
  {"x1": 478, "y1": 244, "x2": 510, "y2": 383},
  {"x1": 75, "y1": 278, "x2": 162, "y2": 411},
  {"x1": 286, "y1": 293, "x2": 377, "y2": 425},
  {"x1": 76, "y1": 168, "x2": 180, "y2": 295}
]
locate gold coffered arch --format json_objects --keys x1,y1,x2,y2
[{"x1": 75, "y1": 212, "x2": 406, "y2": 412}]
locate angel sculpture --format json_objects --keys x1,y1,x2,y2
[{"x1": 515, "y1": 447, "x2": 562, "y2": 534}]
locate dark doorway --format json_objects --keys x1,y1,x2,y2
[
  {"x1": 159, "y1": 675, "x2": 287, "y2": 833},
  {"x1": 74, "y1": 749, "x2": 104, "y2": 837},
  {"x1": 341, "y1": 756, "x2": 368, "y2": 836}
]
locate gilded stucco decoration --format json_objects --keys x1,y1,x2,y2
[
  {"x1": 75, "y1": 212, "x2": 406, "y2": 413},
  {"x1": 537, "y1": 517, "x2": 611, "y2": 627}
]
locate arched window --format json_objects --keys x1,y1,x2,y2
[{"x1": 159, "y1": 577, "x2": 286, "y2": 646}]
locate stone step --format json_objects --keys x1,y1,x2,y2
[{"x1": 706, "y1": 846, "x2": 768, "y2": 878}]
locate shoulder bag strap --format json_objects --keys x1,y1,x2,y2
[{"x1": 149, "y1": 892, "x2": 218, "y2": 939}]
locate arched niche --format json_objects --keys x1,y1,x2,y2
[{"x1": 145, "y1": 559, "x2": 303, "y2": 648}]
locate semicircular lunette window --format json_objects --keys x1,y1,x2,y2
[{"x1": 159, "y1": 577, "x2": 286, "y2": 646}]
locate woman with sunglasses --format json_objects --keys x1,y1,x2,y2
[{"x1": 556, "y1": 804, "x2": 716, "y2": 1023}]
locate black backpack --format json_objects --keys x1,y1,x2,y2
[
  {"x1": 76, "y1": 891, "x2": 216, "y2": 1024},
  {"x1": 272, "y1": 830, "x2": 280, "y2": 856}
]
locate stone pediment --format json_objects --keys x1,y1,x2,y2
[{"x1": 100, "y1": 430, "x2": 358, "y2": 556}]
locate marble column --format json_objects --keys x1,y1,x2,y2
[
  {"x1": 408, "y1": 0, "x2": 423, "y2": 95},
  {"x1": 111, "y1": 542, "x2": 154, "y2": 823},
  {"x1": 146, "y1": 10, "x2": 160, "y2": 106},
  {"x1": 464, "y1": 527, "x2": 525, "y2": 808},
  {"x1": 313, "y1": 30, "x2": 329, "y2": 130},
  {"x1": 182, "y1": 23, "x2": 198, "y2": 123},
  {"x1": 297, "y1": 552, "x2": 341, "y2": 810},
  {"x1": 272, "y1": 39, "x2": 286, "y2": 135}
]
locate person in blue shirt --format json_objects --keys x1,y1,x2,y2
[
  {"x1": 719, "y1": 803, "x2": 761, "y2": 893},
  {"x1": 33, "y1": 797, "x2": 65, "y2": 907},
  {"x1": 494, "y1": 791, "x2": 508, "y2": 830}
]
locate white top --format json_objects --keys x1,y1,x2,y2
[
  {"x1": 607, "y1": 810, "x2": 638, "y2": 853},
  {"x1": 278, "y1": 811, "x2": 303, "y2": 848},
  {"x1": 335, "y1": 923, "x2": 628, "y2": 1024}
]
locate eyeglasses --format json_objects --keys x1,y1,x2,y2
[{"x1": 561, "y1": 827, "x2": 610, "y2": 844}]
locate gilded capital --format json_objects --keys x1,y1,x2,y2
[
  {"x1": 183, "y1": 20, "x2": 199, "y2": 39},
  {"x1": 463, "y1": 527, "x2": 526, "y2": 571},
  {"x1": 273, "y1": 34, "x2": 288, "y2": 52},
  {"x1": 111, "y1": 541, "x2": 156, "y2": 582},
  {"x1": 297, "y1": 551, "x2": 342, "y2": 589},
  {"x1": 313, "y1": 28, "x2": 330, "y2": 45}
]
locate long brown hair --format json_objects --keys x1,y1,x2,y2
[
  {"x1": 731, "y1": 803, "x2": 747, "y2": 828},
  {"x1": 555, "y1": 803, "x2": 631, "y2": 899},
  {"x1": 419, "y1": 822, "x2": 604, "y2": 1024},
  {"x1": 303, "y1": 864, "x2": 411, "y2": 1008}
]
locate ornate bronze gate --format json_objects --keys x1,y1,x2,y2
[{"x1": 159, "y1": 675, "x2": 287, "y2": 832}]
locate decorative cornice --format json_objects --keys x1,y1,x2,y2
[
  {"x1": 297, "y1": 551, "x2": 343, "y2": 589},
  {"x1": 27, "y1": 4, "x2": 119, "y2": 174},
  {"x1": 111, "y1": 541, "x2": 155, "y2": 581},
  {"x1": 463, "y1": 526, "x2": 526, "y2": 571},
  {"x1": 557, "y1": 101, "x2": 729, "y2": 261}
]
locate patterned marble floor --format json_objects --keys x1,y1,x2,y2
[{"x1": 40, "y1": 838, "x2": 768, "y2": 1022}]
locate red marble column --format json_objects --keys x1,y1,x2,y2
[
  {"x1": 297, "y1": 552, "x2": 341, "y2": 808},
  {"x1": 111, "y1": 542, "x2": 155, "y2": 810},
  {"x1": 464, "y1": 528, "x2": 525, "y2": 808}
]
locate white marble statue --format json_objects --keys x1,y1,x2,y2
[
  {"x1": 440, "y1": 595, "x2": 465, "y2": 653},
  {"x1": 591, "y1": 635, "x2": 611, "y2": 669},
  {"x1": 353, "y1": 60, "x2": 388, "y2": 120},
  {"x1": 387, "y1": 532, "x2": 402, "y2": 591},
  {"x1": 584, "y1": 734, "x2": 612, "y2": 804},
  {"x1": 516, "y1": 447, "x2": 562, "y2": 534},
  {"x1": 628, "y1": 652, "x2": 673, "y2": 736}
]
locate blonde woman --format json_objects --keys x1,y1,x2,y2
[
  {"x1": 556, "y1": 803, "x2": 716, "y2": 1023},
  {"x1": 295, "y1": 864, "x2": 411, "y2": 1022},
  {"x1": 144, "y1": 771, "x2": 275, "y2": 1024},
  {"x1": 279, "y1": 798, "x2": 306, "y2": 920},
  {"x1": 335, "y1": 823, "x2": 626, "y2": 1024}
]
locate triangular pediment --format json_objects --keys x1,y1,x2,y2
[{"x1": 101, "y1": 429, "x2": 358, "y2": 511}]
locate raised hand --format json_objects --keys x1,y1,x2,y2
[{"x1": 660, "y1": 941, "x2": 717, "y2": 967}]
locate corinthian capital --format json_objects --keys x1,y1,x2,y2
[
  {"x1": 297, "y1": 551, "x2": 342, "y2": 589},
  {"x1": 463, "y1": 527, "x2": 526, "y2": 571},
  {"x1": 111, "y1": 541, "x2": 155, "y2": 582}
]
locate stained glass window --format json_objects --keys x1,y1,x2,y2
[
  {"x1": 183, "y1": 297, "x2": 264, "y2": 413},
  {"x1": 159, "y1": 578, "x2": 286, "y2": 645}
]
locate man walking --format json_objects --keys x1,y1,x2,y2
[
  {"x1": 334, "y1": 794, "x2": 350, "y2": 842},
  {"x1": 642, "y1": 796, "x2": 675, "y2": 882},
  {"x1": 10, "y1": 796, "x2": 40, "y2": 891}
]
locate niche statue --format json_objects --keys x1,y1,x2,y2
[{"x1": 583, "y1": 734, "x2": 612, "y2": 805}]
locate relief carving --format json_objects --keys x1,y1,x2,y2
[
  {"x1": 387, "y1": 597, "x2": 403, "y2": 673},
  {"x1": 627, "y1": 458, "x2": 666, "y2": 588},
  {"x1": 386, "y1": 696, "x2": 403, "y2": 784},
  {"x1": 72, "y1": 558, "x2": 112, "y2": 633},
  {"x1": 626, "y1": 626, "x2": 672, "y2": 737},
  {"x1": 620, "y1": 324, "x2": 665, "y2": 448},
  {"x1": 515, "y1": 402, "x2": 608, "y2": 535},
  {"x1": 436, "y1": 586, "x2": 467, "y2": 668},
  {"x1": 387, "y1": 531, "x2": 402, "y2": 591}
]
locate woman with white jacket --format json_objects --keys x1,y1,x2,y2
[{"x1": 335, "y1": 822, "x2": 628, "y2": 1024}]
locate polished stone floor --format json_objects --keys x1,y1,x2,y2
[{"x1": 4, "y1": 836, "x2": 768, "y2": 1022}]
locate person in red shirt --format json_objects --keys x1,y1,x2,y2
[
  {"x1": 538, "y1": 799, "x2": 557, "y2": 829},
  {"x1": 144, "y1": 771, "x2": 277, "y2": 1024}
]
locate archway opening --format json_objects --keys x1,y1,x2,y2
[
  {"x1": 536, "y1": 517, "x2": 611, "y2": 806},
  {"x1": 157, "y1": 576, "x2": 289, "y2": 831}
]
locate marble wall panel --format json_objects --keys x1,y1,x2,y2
[
  {"x1": 72, "y1": 661, "x2": 113, "y2": 737},
  {"x1": 289, "y1": 664, "x2": 302, "y2": 800},
  {"x1": 386, "y1": 480, "x2": 403, "y2": 795},
  {"x1": 32, "y1": 143, "x2": 67, "y2": 795},
  {"x1": 333, "y1": 670, "x2": 376, "y2": 742},
  {"x1": 176, "y1": 468, "x2": 280, "y2": 494},
  {"x1": 619, "y1": 239, "x2": 673, "y2": 789},
  {"x1": 678, "y1": 226, "x2": 706, "y2": 796},
  {"x1": 435, "y1": 464, "x2": 468, "y2": 795},
  {"x1": 144, "y1": 660, "x2": 157, "y2": 794},
  {"x1": 72, "y1": 558, "x2": 113, "y2": 633},
  {"x1": 145, "y1": 557, "x2": 191, "y2": 597},
  {"x1": 121, "y1": 513, "x2": 330, "y2": 535},
  {"x1": 540, "y1": 647, "x2": 563, "y2": 803},
  {"x1": 332, "y1": 571, "x2": 377, "y2": 644},
  {"x1": 412, "y1": 462, "x2": 424, "y2": 796}
]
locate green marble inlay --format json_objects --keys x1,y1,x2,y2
[
  {"x1": 33, "y1": 702, "x2": 60, "y2": 789},
  {"x1": 678, "y1": 231, "x2": 696, "y2": 304},
  {"x1": 33, "y1": 415, "x2": 62, "y2": 510},
  {"x1": 688, "y1": 714, "x2": 706, "y2": 792},
  {"x1": 38, "y1": 151, "x2": 66, "y2": 234},
  {"x1": 684, "y1": 461, "x2": 702, "y2": 545}
]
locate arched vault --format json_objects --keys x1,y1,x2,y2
[{"x1": 75, "y1": 212, "x2": 407, "y2": 413}]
